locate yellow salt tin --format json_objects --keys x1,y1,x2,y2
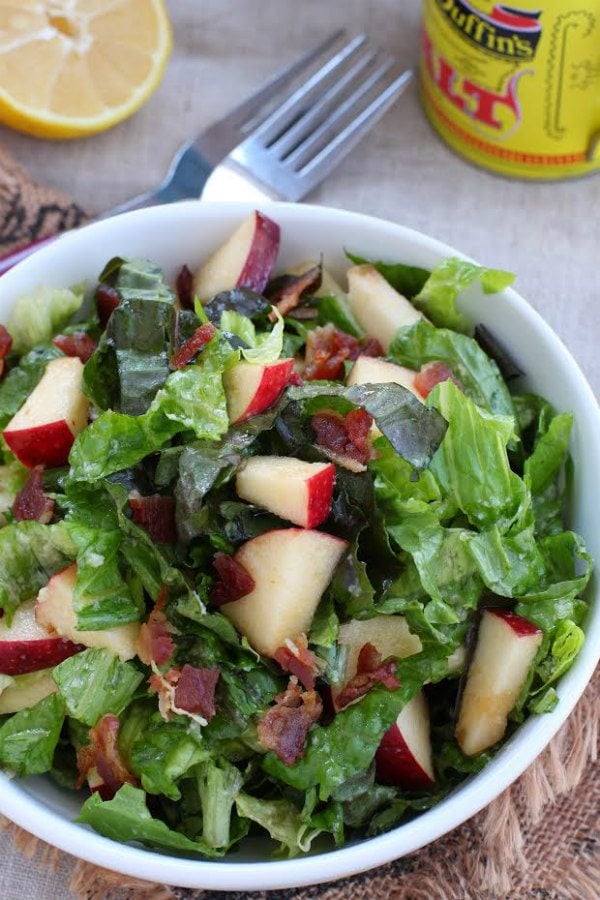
[{"x1": 420, "y1": 0, "x2": 600, "y2": 179}]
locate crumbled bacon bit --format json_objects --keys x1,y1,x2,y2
[
  {"x1": 273, "y1": 634, "x2": 320, "y2": 691},
  {"x1": 176, "y1": 264, "x2": 194, "y2": 309},
  {"x1": 137, "y1": 591, "x2": 175, "y2": 666},
  {"x1": 76, "y1": 715, "x2": 138, "y2": 801},
  {"x1": 211, "y1": 552, "x2": 255, "y2": 606},
  {"x1": 52, "y1": 332, "x2": 97, "y2": 363},
  {"x1": 96, "y1": 284, "x2": 120, "y2": 329},
  {"x1": 267, "y1": 265, "x2": 322, "y2": 321},
  {"x1": 129, "y1": 493, "x2": 176, "y2": 544},
  {"x1": 414, "y1": 361, "x2": 462, "y2": 399},
  {"x1": 359, "y1": 338, "x2": 384, "y2": 358},
  {"x1": 257, "y1": 678, "x2": 323, "y2": 765},
  {"x1": 173, "y1": 664, "x2": 220, "y2": 720},
  {"x1": 304, "y1": 325, "x2": 360, "y2": 381},
  {"x1": 171, "y1": 322, "x2": 216, "y2": 368},
  {"x1": 311, "y1": 407, "x2": 373, "y2": 466},
  {"x1": 335, "y1": 642, "x2": 400, "y2": 711},
  {"x1": 12, "y1": 466, "x2": 54, "y2": 523}
]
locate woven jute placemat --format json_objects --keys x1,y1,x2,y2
[{"x1": 0, "y1": 146, "x2": 597, "y2": 900}]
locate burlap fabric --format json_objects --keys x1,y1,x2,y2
[{"x1": 0, "y1": 146, "x2": 597, "y2": 899}]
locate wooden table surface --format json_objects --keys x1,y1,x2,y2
[{"x1": 0, "y1": 1, "x2": 598, "y2": 897}]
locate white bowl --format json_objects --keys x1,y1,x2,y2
[{"x1": 0, "y1": 201, "x2": 598, "y2": 891}]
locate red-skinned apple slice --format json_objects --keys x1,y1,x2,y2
[
  {"x1": 456, "y1": 608, "x2": 543, "y2": 756},
  {"x1": 194, "y1": 211, "x2": 280, "y2": 301},
  {"x1": 375, "y1": 692, "x2": 436, "y2": 789},
  {"x1": 0, "y1": 599, "x2": 84, "y2": 675},
  {"x1": 347, "y1": 265, "x2": 426, "y2": 352},
  {"x1": 0, "y1": 668, "x2": 58, "y2": 714},
  {"x1": 337, "y1": 615, "x2": 423, "y2": 688},
  {"x1": 346, "y1": 355, "x2": 421, "y2": 399},
  {"x1": 224, "y1": 358, "x2": 294, "y2": 424},
  {"x1": 35, "y1": 565, "x2": 140, "y2": 662},
  {"x1": 3, "y1": 357, "x2": 89, "y2": 468},
  {"x1": 221, "y1": 528, "x2": 348, "y2": 657},
  {"x1": 236, "y1": 456, "x2": 335, "y2": 528}
]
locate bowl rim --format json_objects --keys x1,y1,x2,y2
[{"x1": 0, "y1": 199, "x2": 598, "y2": 891}]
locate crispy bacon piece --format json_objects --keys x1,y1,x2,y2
[
  {"x1": 257, "y1": 678, "x2": 323, "y2": 765},
  {"x1": 137, "y1": 590, "x2": 175, "y2": 666},
  {"x1": 76, "y1": 715, "x2": 138, "y2": 801},
  {"x1": 311, "y1": 407, "x2": 373, "y2": 467},
  {"x1": 176, "y1": 264, "x2": 194, "y2": 309},
  {"x1": 171, "y1": 322, "x2": 216, "y2": 368},
  {"x1": 414, "y1": 361, "x2": 462, "y2": 399},
  {"x1": 52, "y1": 332, "x2": 97, "y2": 363},
  {"x1": 0, "y1": 324, "x2": 12, "y2": 380},
  {"x1": 359, "y1": 338, "x2": 384, "y2": 358},
  {"x1": 129, "y1": 493, "x2": 176, "y2": 544},
  {"x1": 304, "y1": 324, "x2": 360, "y2": 381},
  {"x1": 335, "y1": 642, "x2": 400, "y2": 711},
  {"x1": 96, "y1": 284, "x2": 120, "y2": 329},
  {"x1": 12, "y1": 466, "x2": 54, "y2": 523},
  {"x1": 211, "y1": 552, "x2": 255, "y2": 606},
  {"x1": 267, "y1": 265, "x2": 322, "y2": 321},
  {"x1": 173, "y1": 664, "x2": 220, "y2": 721},
  {"x1": 273, "y1": 634, "x2": 320, "y2": 691}
]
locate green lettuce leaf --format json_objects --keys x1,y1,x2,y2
[
  {"x1": 98, "y1": 257, "x2": 175, "y2": 303},
  {"x1": 0, "y1": 693, "x2": 65, "y2": 776},
  {"x1": 220, "y1": 308, "x2": 284, "y2": 365},
  {"x1": 316, "y1": 294, "x2": 363, "y2": 337},
  {"x1": 235, "y1": 792, "x2": 323, "y2": 857},
  {"x1": 427, "y1": 380, "x2": 525, "y2": 530},
  {"x1": 120, "y1": 702, "x2": 207, "y2": 801},
  {"x1": 52, "y1": 649, "x2": 143, "y2": 726},
  {"x1": 532, "y1": 619, "x2": 584, "y2": 697},
  {"x1": 0, "y1": 521, "x2": 76, "y2": 624},
  {"x1": 198, "y1": 759, "x2": 244, "y2": 850},
  {"x1": 77, "y1": 783, "x2": 216, "y2": 855},
  {"x1": 412, "y1": 257, "x2": 514, "y2": 333},
  {"x1": 7, "y1": 285, "x2": 84, "y2": 355},
  {"x1": 465, "y1": 521, "x2": 546, "y2": 597},
  {"x1": 389, "y1": 320, "x2": 515, "y2": 421}
]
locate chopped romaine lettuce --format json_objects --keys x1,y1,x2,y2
[{"x1": 7, "y1": 285, "x2": 84, "y2": 355}]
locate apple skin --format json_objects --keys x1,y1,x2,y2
[
  {"x1": 455, "y1": 608, "x2": 543, "y2": 757},
  {"x1": 0, "y1": 599, "x2": 83, "y2": 675},
  {"x1": 35, "y1": 565, "x2": 140, "y2": 662},
  {"x1": 375, "y1": 692, "x2": 436, "y2": 790},
  {"x1": 2, "y1": 356, "x2": 89, "y2": 468},
  {"x1": 194, "y1": 211, "x2": 280, "y2": 301},
  {"x1": 235, "y1": 456, "x2": 335, "y2": 528},
  {"x1": 347, "y1": 265, "x2": 425, "y2": 352},
  {"x1": 221, "y1": 528, "x2": 348, "y2": 657},
  {"x1": 224, "y1": 358, "x2": 294, "y2": 424}
]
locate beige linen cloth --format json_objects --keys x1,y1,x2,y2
[{"x1": 0, "y1": 144, "x2": 597, "y2": 900}]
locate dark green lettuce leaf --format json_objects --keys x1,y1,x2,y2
[
  {"x1": 0, "y1": 693, "x2": 65, "y2": 776},
  {"x1": 0, "y1": 344, "x2": 64, "y2": 429},
  {"x1": 98, "y1": 257, "x2": 175, "y2": 303},
  {"x1": 316, "y1": 294, "x2": 363, "y2": 337},
  {"x1": 0, "y1": 521, "x2": 76, "y2": 624},
  {"x1": 390, "y1": 320, "x2": 515, "y2": 421},
  {"x1": 52, "y1": 649, "x2": 143, "y2": 726},
  {"x1": 203, "y1": 288, "x2": 269, "y2": 324}
]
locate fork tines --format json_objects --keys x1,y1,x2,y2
[{"x1": 229, "y1": 33, "x2": 412, "y2": 201}]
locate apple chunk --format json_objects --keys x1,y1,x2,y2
[
  {"x1": 337, "y1": 615, "x2": 422, "y2": 687},
  {"x1": 35, "y1": 565, "x2": 140, "y2": 662},
  {"x1": 221, "y1": 528, "x2": 348, "y2": 657},
  {"x1": 347, "y1": 265, "x2": 425, "y2": 352},
  {"x1": 347, "y1": 355, "x2": 421, "y2": 400},
  {"x1": 0, "y1": 669, "x2": 58, "y2": 715},
  {"x1": 0, "y1": 599, "x2": 84, "y2": 675},
  {"x1": 376, "y1": 692, "x2": 435, "y2": 789},
  {"x1": 3, "y1": 357, "x2": 89, "y2": 468},
  {"x1": 236, "y1": 456, "x2": 335, "y2": 528},
  {"x1": 194, "y1": 211, "x2": 280, "y2": 301},
  {"x1": 456, "y1": 609, "x2": 543, "y2": 756},
  {"x1": 224, "y1": 358, "x2": 294, "y2": 424}
]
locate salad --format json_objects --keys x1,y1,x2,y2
[{"x1": 0, "y1": 211, "x2": 592, "y2": 859}]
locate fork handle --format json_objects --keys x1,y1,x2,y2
[{"x1": 0, "y1": 145, "x2": 214, "y2": 276}]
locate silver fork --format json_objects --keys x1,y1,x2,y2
[{"x1": 111, "y1": 31, "x2": 412, "y2": 209}]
